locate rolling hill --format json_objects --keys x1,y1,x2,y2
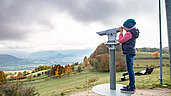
[
  {"x1": 0, "y1": 54, "x2": 41, "y2": 71},
  {"x1": 0, "y1": 49, "x2": 94, "y2": 71}
]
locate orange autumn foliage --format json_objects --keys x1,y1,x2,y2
[
  {"x1": 95, "y1": 53, "x2": 109, "y2": 72},
  {"x1": 0, "y1": 71, "x2": 7, "y2": 83},
  {"x1": 89, "y1": 43, "x2": 126, "y2": 71},
  {"x1": 152, "y1": 51, "x2": 160, "y2": 59}
]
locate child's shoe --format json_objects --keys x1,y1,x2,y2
[
  {"x1": 123, "y1": 85, "x2": 136, "y2": 89},
  {"x1": 120, "y1": 86, "x2": 135, "y2": 94}
]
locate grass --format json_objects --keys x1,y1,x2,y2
[
  {"x1": 28, "y1": 66, "x2": 170, "y2": 96},
  {"x1": 29, "y1": 71, "x2": 109, "y2": 96},
  {"x1": 135, "y1": 52, "x2": 169, "y2": 58},
  {"x1": 134, "y1": 52, "x2": 169, "y2": 67},
  {"x1": 13, "y1": 52, "x2": 171, "y2": 95},
  {"x1": 134, "y1": 59, "x2": 169, "y2": 67},
  {"x1": 117, "y1": 66, "x2": 170, "y2": 88}
]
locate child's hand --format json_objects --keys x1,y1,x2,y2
[{"x1": 119, "y1": 27, "x2": 123, "y2": 33}]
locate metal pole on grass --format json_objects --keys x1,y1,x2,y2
[
  {"x1": 159, "y1": 0, "x2": 163, "y2": 85},
  {"x1": 109, "y1": 49, "x2": 116, "y2": 90},
  {"x1": 165, "y1": 0, "x2": 171, "y2": 86}
]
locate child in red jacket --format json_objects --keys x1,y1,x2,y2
[{"x1": 118, "y1": 19, "x2": 139, "y2": 94}]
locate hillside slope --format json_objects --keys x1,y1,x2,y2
[
  {"x1": 0, "y1": 54, "x2": 23, "y2": 66},
  {"x1": 88, "y1": 43, "x2": 126, "y2": 71}
]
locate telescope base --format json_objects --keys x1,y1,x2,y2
[{"x1": 92, "y1": 83, "x2": 134, "y2": 96}]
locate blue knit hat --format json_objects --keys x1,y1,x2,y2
[{"x1": 123, "y1": 19, "x2": 136, "y2": 28}]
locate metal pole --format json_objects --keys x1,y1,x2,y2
[
  {"x1": 159, "y1": 0, "x2": 163, "y2": 85},
  {"x1": 109, "y1": 49, "x2": 116, "y2": 90},
  {"x1": 165, "y1": 0, "x2": 171, "y2": 86}
]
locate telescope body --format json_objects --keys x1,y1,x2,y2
[{"x1": 97, "y1": 28, "x2": 119, "y2": 50}]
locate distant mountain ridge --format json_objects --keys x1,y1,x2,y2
[
  {"x1": 0, "y1": 54, "x2": 22, "y2": 61},
  {"x1": 0, "y1": 49, "x2": 94, "y2": 71},
  {"x1": 27, "y1": 49, "x2": 93, "y2": 60},
  {"x1": 0, "y1": 54, "x2": 23, "y2": 66},
  {"x1": 0, "y1": 54, "x2": 38, "y2": 65}
]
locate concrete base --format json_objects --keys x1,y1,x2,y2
[{"x1": 92, "y1": 84, "x2": 134, "y2": 96}]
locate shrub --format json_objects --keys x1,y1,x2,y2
[
  {"x1": 27, "y1": 71, "x2": 30, "y2": 74},
  {"x1": 93, "y1": 60, "x2": 99, "y2": 71},
  {"x1": 10, "y1": 76, "x2": 17, "y2": 80},
  {"x1": 88, "y1": 78, "x2": 98, "y2": 83},
  {"x1": 37, "y1": 73, "x2": 41, "y2": 77},
  {"x1": 28, "y1": 75, "x2": 32, "y2": 81},
  {"x1": 32, "y1": 70, "x2": 36, "y2": 73},
  {"x1": 23, "y1": 70, "x2": 27, "y2": 75},
  {"x1": 17, "y1": 72, "x2": 26, "y2": 80},
  {"x1": 136, "y1": 63, "x2": 140, "y2": 67},
  {"x1": 0, "y1": 82, "x2": 39, "y2": 96},
  {"x1": 152, "y1": 51, "x2": 160, "y2": 59},
  {"x1": 45, "y1": 71, "x2": 50, "y2": 75},
  {"x1": 0, "y1": 71, "x2": 7, "y2": 84},
  {"x1": 76, "y1": 65, "x2": 82, "y2": 73},
  {"x1": 71, "y1": 65, "x2": 75, "y2": 72}
]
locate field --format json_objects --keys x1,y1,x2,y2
[
  {"x1": 17, "y1": 52, "x2": 169, "y2": 96},
  {"x1": 2, "y1": 52, "x2": 170, "y2": 96},
  {"x1": 24, "y1": 66, "x2": 170, "y2": 96}
]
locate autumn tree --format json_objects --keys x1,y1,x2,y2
[
  {"x1": 115, "y1": 51, "x2": 126, "y2": 71},
  {"x1": 23, "y1": 70, "x2": 27, "y2": 75},
  {"x1": 32, "y1": 70, "x2": 36, "y2": 73},
  {"x1": 83, "y1": 56, "x2": 88, "y2": 66},
  {"x1": 95, "y1": 53, "x2": 109, "y2": 72},
  {"x1": 89, "y1": 44, "x2": 126, "y2": 71},
  {"x1": 17, "y1": 72, "x2": 26, "y2": 80},
  {"x1": 76, "y1": 65, "x2": 82, "y2": 73},
  {"x1": 74, "y1": 62, "x2": 79, "y2": 66},
  {"x1": 89, "y1": 43, "x2": 108, "y2": 59},
  {"x1": 27, "y1": 71, "x2": 30, "y2": 74},
  {"x1": 152, "y1": 51, "x2": 160, "y2": 59},
  {"x1": 10, "y1": 76, "x2": 17, "y2": 80},
  {"x1": 50, "y1": 65, "x2": 65, "y2": 77},
  {"x1": 0, "y1": 71, "x2": 7, "y2": 84},
  {"x1": 45, "y1": 65, "x2": 51, "y2": 70},
  {"x1": 65, "y1": 65, "x2": 72, "y2": 75},
  {"x1": 68, "y1": 65, "x2": 72, "y2": 75},
  {"x1": 93, "y1": 60, "x2": 99, "y2": 71},
  {"x1": 71, "y1": 64, "x2": 75, "y2": 72}
]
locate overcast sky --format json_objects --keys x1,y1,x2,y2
[{"x1": 0, "y1": 0, "x2": 168, "y2": 52}]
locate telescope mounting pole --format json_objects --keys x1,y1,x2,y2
[
  {"x1": 109, "y1": 48, "x2": 116, "y2": 90},
  {"x1": 106, "y1": 43, "x2": 118, "y2": 90}
]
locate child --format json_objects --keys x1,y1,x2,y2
[{"x1": 118, "y1": 19, "x2": 139, "y2": 94}]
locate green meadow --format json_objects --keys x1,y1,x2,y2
[{"x1": 21, "y1": 52, "x2": 170, "y2": 96}]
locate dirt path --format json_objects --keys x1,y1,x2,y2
[{"x1": 66, "y1": 88, "x2": 171, "y2": 96}]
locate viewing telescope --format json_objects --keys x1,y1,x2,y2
[{"x1": 96, "y1": 28, "x2": 120, "y2": 50}]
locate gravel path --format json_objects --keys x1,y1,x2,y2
[{"x1": 66, "y1": 88, "x2": 171, "y2": 96}]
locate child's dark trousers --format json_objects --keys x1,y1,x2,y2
[{"x1": 125, "y1": 55, "x2": 135, "y2": 87}]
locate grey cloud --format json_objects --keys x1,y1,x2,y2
[
  {"x1": 0, "y1": 0, "x2": 156, "y2": 41},
  {"x1": 51, "y1": 0, "x2": 156, "y2": 23},
  {"x1": 0, "y1": 24, "x2": 28, "y2": 40},
  {"x1": 0, "y1": 0, "x2": 55, "y2": 41}
]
